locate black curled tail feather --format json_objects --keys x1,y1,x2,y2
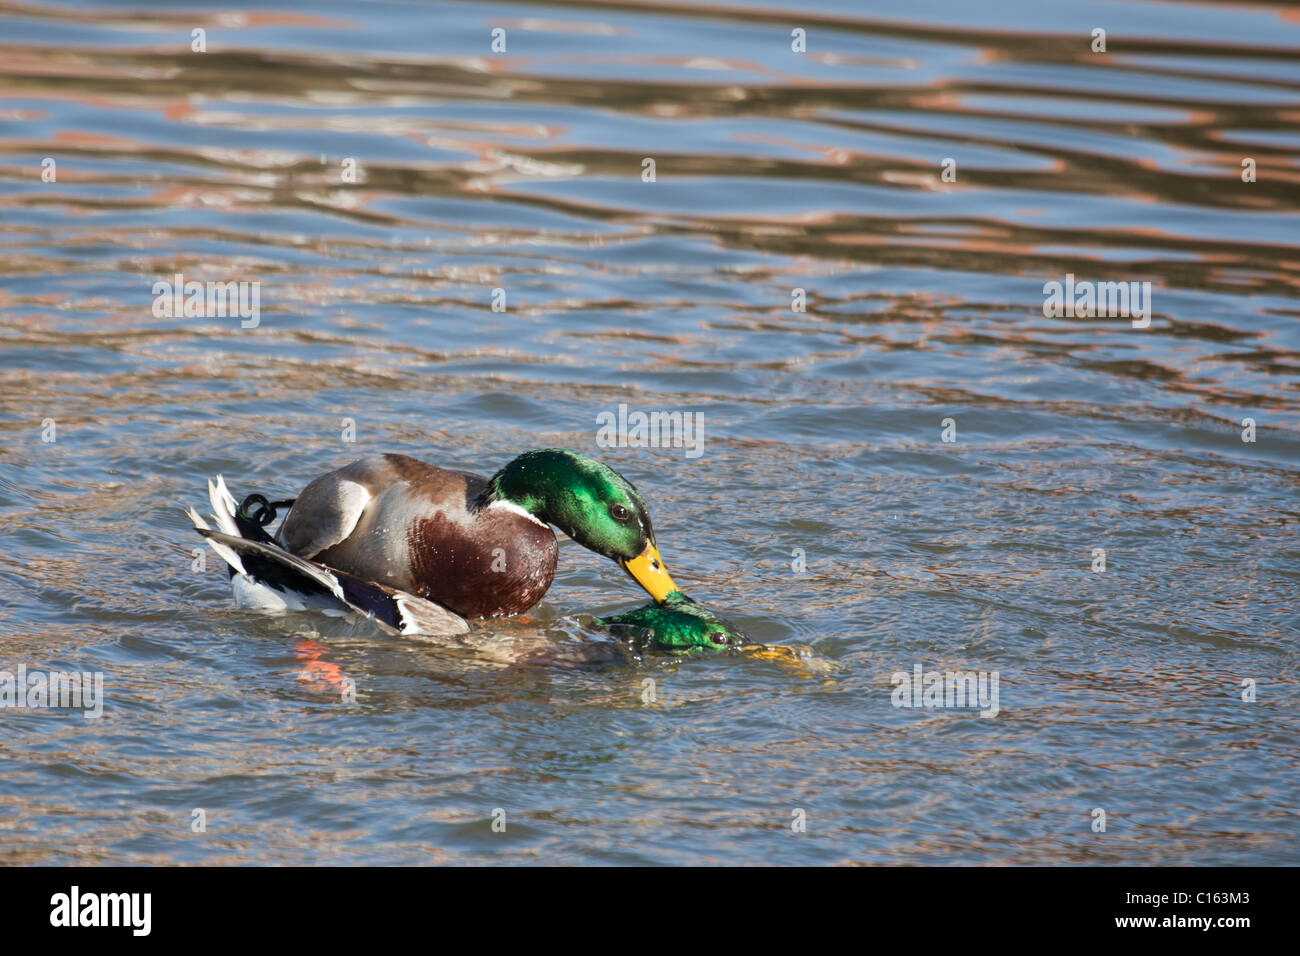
[{"x1": 234, "y1": 494, "x2": 296, "y2": 543}]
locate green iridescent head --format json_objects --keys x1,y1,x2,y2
[
  {"x1": 597, "y1": 591, "x2": 750, "y2": 651},
  {"x1": 486, "y1": 449, "x2": 680, "y2": 603}
]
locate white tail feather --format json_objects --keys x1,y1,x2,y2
[
  {"x1": 207, "y1": 475, "x2": 240, "y2": 536},
  {"x1": 186, "y1": 506, "x2": 247, "y2": 576}
]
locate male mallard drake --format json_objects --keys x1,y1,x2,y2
[
  {"x1": 188, "y1": 448, "x2": 680, "y2": 636},
  {"x1": 597, "y1": 591, "x2": 750, "y2": 651}
]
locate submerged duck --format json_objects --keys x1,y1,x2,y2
[
  {"x1": 188, "y1": 448, "x2": 680, "y2": 636},
  {"x1": 598, "y1": 596, "x2": 831, "y2": 674},
  {"x1": 597, "y1": 591, "x2": 750, "y2": 651}
]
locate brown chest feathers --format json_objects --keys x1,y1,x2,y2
[{"x1": 406, "y1": 508, "x2": 558, "y2": 618}]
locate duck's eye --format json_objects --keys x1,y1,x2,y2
[
  {"x1": 609, "y1": 504, "x2": 631, "y2": 522},
  {"x1": 710, "y1": 632, "x2": 728, "y2": 645}
]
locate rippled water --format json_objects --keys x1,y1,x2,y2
[{"x1": 2, "y1": 0, "x2": 1298, "y2": 865}]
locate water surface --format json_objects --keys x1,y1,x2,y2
[{"x1": 1, "y1": 0, "x2": 1298, "y2": 865}]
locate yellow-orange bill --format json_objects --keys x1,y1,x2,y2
[{"x1": 621, "y1": 543, "x2": 679, "y2": 603}]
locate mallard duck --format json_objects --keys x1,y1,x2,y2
[
  {"x1": 597, "y1": 591, "x2": 749, "y2": 651},
  {"x1": 187, "y1": 448, "x2": 680, "y2": 636}
]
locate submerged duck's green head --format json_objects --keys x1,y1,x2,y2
[
  {"x1": 486, "y1": 448, "x2": 679, "y2": 603},
  {"x1": 598, "y1": 591, "x2": 750, "y2": 651}
]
